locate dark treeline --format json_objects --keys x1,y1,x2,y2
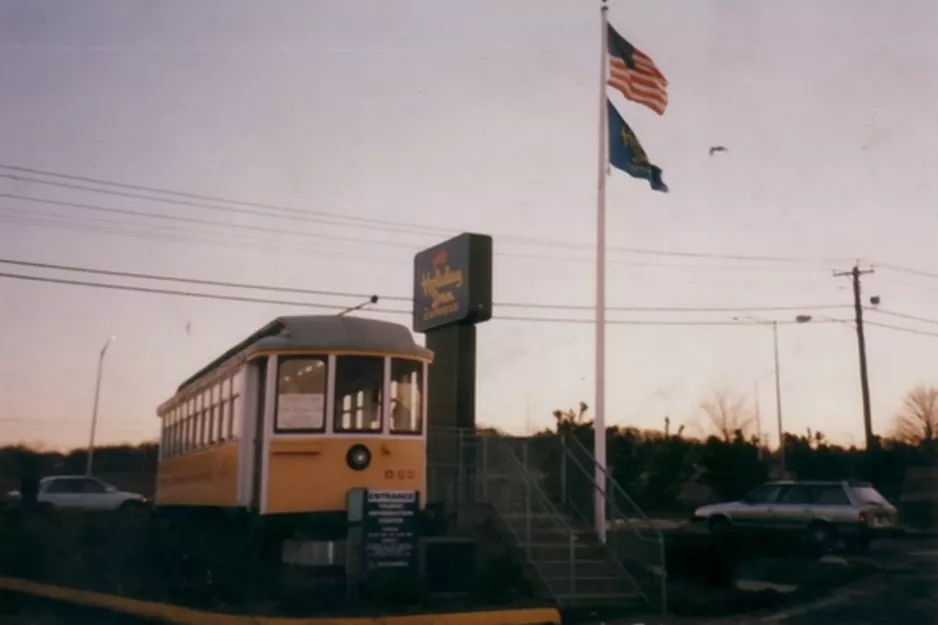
[
  {"x1": 1, "y1": 412, "x2": 935, "y2": 526},
  {"x1": 0, "y1": 443, "x2": 159, "y2": 495},
  {"x1": 526, "y1": 405, "x2": 937, "y2": 527}
]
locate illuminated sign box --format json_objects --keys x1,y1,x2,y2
[{"x1": 412, "y1": 233, "x2": 493, "y2": 333}]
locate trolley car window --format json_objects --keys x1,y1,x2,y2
[
  {"x1": 185, "y1": 399, "x2": 193, "y2": 452},
  {"x1": 390, "y1": 359, "x2": 423, "y2": 434},
  {"x1": 276, "y1": 356, "x2": 327, "y2": 432},
  {"x1": 185, "y1": 402, "x2": 190, "y2": 448},
  {"x1": 218, "y1": 378, "x2": 230, "y2": 441},
  {"x1": 231, "y1": 394, "x2": 242, "y2": 439},
  {"x1": 210, "y1": 385, "x2": 220, "y2": 445},
  {"x1": 334, "y1": 356, "x2": 383, "y2": 433},
  {"x1": 201, "y1": 389, "x2": 211, "y2": 446},
  {"x1": 195, "y1": 394, "x2": 203, "y2": 448}
]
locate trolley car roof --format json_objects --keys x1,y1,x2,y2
[{"x1": 177, "y1": 315, "x2": 431, "y2": 392}]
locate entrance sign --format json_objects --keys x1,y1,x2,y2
[{"x1": 361, "y1": 489, "x2": 420, "y2": 573}]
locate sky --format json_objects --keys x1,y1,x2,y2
[{"x1": 1, "y1": 0, "x2": 937, "y2": 451}]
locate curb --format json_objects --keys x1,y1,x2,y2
[{"x1": 0, "y1": 577, "x2": 561, "y2": 625}]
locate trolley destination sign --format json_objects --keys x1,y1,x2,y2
[
  {"x1": 361, "y1": 489, "x2": 420, "y2": 573},
  {"x1": 412, "y1": 232, "x2": 493, "y2": 333}
]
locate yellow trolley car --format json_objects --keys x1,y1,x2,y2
[{"x1": 155, "y1": 314, "x2": 430, "y2": 536}]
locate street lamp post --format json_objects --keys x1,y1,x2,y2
[
  {"x1": 752, "y1": 369, "x2": 775, "y2": 457},
  {"x1": 771, "y1": 320, "x2": 786, "y2": 476},
  {"x1": 736, "y1": 316, "x2": 798, "y2": 477},
  {"x1": 86, "y1": 335, "x2": 116, "y2": 476}
]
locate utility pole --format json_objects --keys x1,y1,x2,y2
[
  {"x1": 834, "y1": 265, "x2": 875, "y2": 450},
  {"x1": 86, "y1": 335, "x2": 116, "y2": 476}
]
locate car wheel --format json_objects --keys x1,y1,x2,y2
[
  {"x1": 805, "y1": 522, "x2": 835, "y2": 554},
  {"x1": 709, "y1": 515, "x2": 732, "y2": 535}
]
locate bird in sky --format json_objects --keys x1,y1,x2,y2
[
  {"x1": 185, "y1": 322, "x2": 191, "y2": 336},
  {"x1": 709, "y1": 146, "x2": 729, "y2": 156}
]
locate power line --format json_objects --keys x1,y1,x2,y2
[
  {"x1": 0, "y1": 269, "x2": 860, "y2": 327},
  {"x1": 0, "y1": 197, "x2": 835, "y2": 273},
  {"x1": 0, "y1": 271, "x2": 408, "y2": 314},
  {"x1": 0, "y1": 258, "x2": 853, "y2": 314},
  {"x1": 865, "y1": 320, "x2": 938, "y2": 339},
  {"x1": 0, "y1": 171, "x2": 446, "y2": 237},
  {"x1": 0, "y1": 192, "x2": 423, "y2": 251},
  {"x1": 6, "y1": 267, "x2": 938, "y2": 337},
  {"x1": 0, "y1": 164, "x2": 849, "y2": 265},
  {"x1": 868, "y1": 308, "x2": 938, "y2": 327},
  {"x1": 876, "y1": 263, "x2": 938, "y2": 281},
  {"x1": 0, "y1": 258, "x2": 407, "y2": 301}
]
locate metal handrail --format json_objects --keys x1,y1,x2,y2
[
  {"x1": 557, "y1": 439, "x2": 657, "y2": 608},
  {"x1": 427, "y1": 427, "x2": 664, "y2": 610},
  {"x1": 565, "y1": 433, "x2": 662, "y2": 534},
  {"x1": 494, "y1": 439, "x2": 577, "y2": 535},
  {"x1": 485, "y1": 435, "x2": 580, "y2": 602},
  {"x1": 563, "y1": 433, "x2": 668, "y2": 614},
  {"x1": 561, "y1": 438, "x2": 661, "y2": 544}
]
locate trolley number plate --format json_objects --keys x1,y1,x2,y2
[{"x1": 384, "y1": 469, "x2": 416, "y2": 480}]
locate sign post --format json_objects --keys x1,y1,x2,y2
[
  {"x1": 359, "y1": 489, "x2": 421, "y2": 603},
  {"x1": 413, "y1": 233, "x2": 493, "y2": 503}
]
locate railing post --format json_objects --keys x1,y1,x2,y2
[
  {"x1": 457, "y1": 428, "x2": 465, "y2": 504},
  {"x1": 607, "y1": 464, "x2": 614, "y2": 519},
  {"x1": 481, "y1": 433, "x2": 489, "y2": 501},
  {"x1": 523, "y1": 440, "x2": 531, "y2": 546},
  {"x1": 660, "y1": 535, "x2": 668, "y2": 615},
  {"x1": 569, "y1": 535, "x2": 576, "y2": 595},
  {"x1": 560, "y1": 434, "x2": 568, "y2": 504}
]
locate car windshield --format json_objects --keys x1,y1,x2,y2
[{"x1": 853, "y1": 485, "x2": 889, "y2": 505}]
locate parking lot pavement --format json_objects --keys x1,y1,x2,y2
[
  {"x1": 591, "y1": 538, "x2": 938, "y2": 625},
  {"x1": 758, "y1": 538, "x2": 938, "y2": 625},
  {"x1": 2, "y1": 541, "x2": 935, "y2": 625}
]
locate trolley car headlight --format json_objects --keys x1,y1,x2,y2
[{"x1": 346, "y1": 444, "x2": 371, "y2": 471}]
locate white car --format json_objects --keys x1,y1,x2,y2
[
  {"x1": 692, "y1": 480, "x2": 898, "y2": 551},
  {"x1": 7, "y1": 475, "x2": 148, "y2": 512}
]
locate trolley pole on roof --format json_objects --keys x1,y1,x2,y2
[
  {"x1": 86, "y1": 335, "x2": 116, "y2": 476},
  {"x1": 338, "y1": 295, "x2": 379, "y2": 317}
]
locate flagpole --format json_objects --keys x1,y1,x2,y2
[{"x1": 594, "y1": 0, "x2": 609, "y2": 545}]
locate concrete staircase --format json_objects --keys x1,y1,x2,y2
[{"x1": 482, "y1": 435, "x2": 661, "y2": 611}]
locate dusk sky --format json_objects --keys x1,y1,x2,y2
[{"x1": 1, "y1": 0, "x2": 936, "y2": 450}]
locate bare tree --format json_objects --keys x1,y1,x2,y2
[
  {"x1": 892, "y1": 385, "x2": 938, "y2": 445},
  {"x1": 700, "y1": 387, "x2": 754, "y2": 442}
]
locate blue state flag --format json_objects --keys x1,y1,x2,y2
[{"x1": 607, "y1": 99, "x2": 668, "y2": 193}]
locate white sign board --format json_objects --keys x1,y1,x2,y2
[{"x1": 277, "y1": 393, "x2": 325, "y2": 430}]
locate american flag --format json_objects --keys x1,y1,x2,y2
[{"x1": 606, "y1": 23, "x2": 668, "y2": 116}]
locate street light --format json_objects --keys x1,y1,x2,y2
[
  {"x1": 734, "y1": 315, "x2": 815, "y2": 477},
  {"x1": 752, "y1": 369, "x2": 775, "y2": 456},
  {"x1": 86, "y1": 335, "x2": 116, "y2": 476},
  {"x1": 792, "y1": 313, "x2": 877, "y2": 452}
]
